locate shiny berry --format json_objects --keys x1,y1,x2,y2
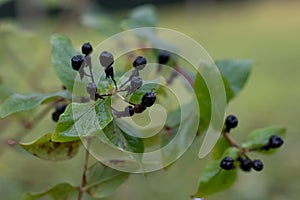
[
  {"x1": 269, "y1": 135, "x2": 284, "y2": 149},
  {"x1": 252, "y1": 159, "x2": 264, "y2": 171},
  {"x1": 220, "y1": 157, "x2": 235, "y2": 170},
  {"x1": 71, "y1": 55, "x2": 84, "y2": 71},
  {"x1": 239, "y1": 158, "x2": 252, "y2": 172},
  {"x1": 133, "y1": 56, "x2": 147, "y2": 70},
  {"x1": 133, "y1": 104, "x2": 147, "y2": 114},
  {"x1": 225, "y1": 115, "x2": 238, "y2": 131},
  {"x1": 86, "y1": 82, "x2": 97, "y2": 95},
  {"x1": 125, "y1": 106, "x2": 134, "y2": 116},
  {"x1": 158, "y1": 50, "x2": 170, "y2": 64},
  {"x1": 99, "y1": 51, "x2": 114, "y2": 68},
  {"x1": 81, "y1": 42, "x2": 93, "y2": 56},
  {"x1": 141, "y1": 92, "x2": 156, "y2": 107},
  {"x1": 52, "y1": 103, "x2": 67, "y2": 122}
]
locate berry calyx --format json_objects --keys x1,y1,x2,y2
[
  {"x1": 141, "y1": 92, "x2": 156, "y2": 107},
  {"x1": 238, "y1": 157, "x2": 252, "y2": 172},
  {"x1": 220, "y1": 156, "x2": 235, "y2": 170},
  {"x1": 99, "y1": 51, "x2": 114, "y2": 68},
  {"x1": 269, "y1": 135, "x2": 284, "y2": 149},
  {"x1": 81, "y1": 42, "x2": 93, "y2": 56},
  {"x1": 125, "y1": 106, "x2": 134, "y2": 117},
  {"x1": 133, "y1": 56, "x2": 147, "y2": 70},
  {"x1": 252, "y1": 159, "x2": 264, "y2": 171},
  {"x1": 225, "y1": 114, "x2": 238, "y2": 132},
  {"x1": 71, "y1": 55, "x2": 85, "y2": 71},
  {"x1": 158, "y1": 50, "x2": 170, "y2": 65}
]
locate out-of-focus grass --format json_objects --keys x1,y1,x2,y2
[{"x1": 0, "y1": 1, "x2": 299, "y2": 200}]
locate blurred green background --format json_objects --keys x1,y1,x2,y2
[{"x1": 0, "y1": 0, "x2": 299, "y2": 199}]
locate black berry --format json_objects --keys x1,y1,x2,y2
[
  {"x1": 158, "y1": 50, "x2": 170, "y2": 65},
  {"x1": 141, "y1": 92, "x2": 156, "y2": 107},
  {"x1": 125, "y1": 106, "x2": 134, "y2": 116},
  {"x1": 86, "y1": 82, "x2": 97, "y2": 95},
  {"x1": 81, "y1": 42, "x2": 93, "y2": 56},
  {"x1": 99, "y1": 51, "x2": 114, "y2": 68},
  {"x1": 239, "y1": 157, "x2": 252, "y2": 172},
  {"x1": 52, "y1": 103, "x2": 68, "y2": 122},
  {"x1": 269, "y1": 135, "x2": 284, "y2": 149},
  {"x1": 71, "y1": 55, "x2": 84, "y2": 71},
  {"x1": 225, "y1": 115, "x2": 238, "y2": 131},
  {"x1": 134, "y1": 104, "x2": 147, "y2": 114},
  {"x1": 130, "y1": 76, "x2": 143, "y2": 90},
  {"x1": 252, "y1": 159, "x2": 264, "y2": 171},
  {"x1": 133, "y1": 56, "x2": 147, "y2": 70},
  {"x1": 220, "y1": 157, "x2": 235, "y2": 170}
]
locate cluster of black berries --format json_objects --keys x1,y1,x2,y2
[
  {"x1": 220, "y1": 115, "x2": 284, "y2": 172},
  {"x1": 71, "y1": 42, "x2": 94, "y2": 80},
  {"x1": 157, "y1": 50, "x2": 170, "y2": 73},
  {"x1": 99, "y1": 51, "x2": 117, "y2": 88},
  {"x1": 51, "y1": 103, "x2": 68, "y2": 122},
  {"x1": 114, "y1": 92, "x2": 156, "y2": 118}
]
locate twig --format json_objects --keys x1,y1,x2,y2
[
  {"x1": 78, "y1": 141, "x2": 90, "y2": 200},
  {"x1": 173, "y1": 62, "x2": 194, "y2": 87}
]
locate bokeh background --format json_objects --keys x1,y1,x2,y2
[{"x1": 0, "y1": 0, "x2": 299, "y2": 199}]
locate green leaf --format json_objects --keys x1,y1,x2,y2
[
  {"x1": 242, "y1": 127, "x2": 286, "y2": 154},
  {"x1": 215, "y1": 59, "x2": 253, "y2": 96},
  {"x1": 19, "y1": 133, "x2": 81, "y2": 161},
  {"x1": 85, "y1": 163, "x2": 129, "y2": 199},
  {"x1": 22, "y1": 183, "x2": 77, "y2": 200},
  {"x1": 211, "y1": 136, "x2": 231, "y2": 160},
  {"x1": 121, "y1": 5, "x2": 158, "y2": 29},
  {"x1": 52, "y1": 98, "x2": 113, "y2": 142},
  {"x1": 193, "y1": 147, "x2": 239, "y2": 198},
  {"x1": 50, "y1": 34, "x2": 79, "y2": 92},
  {"x1": 0, "y1": 90, "x2": 71, "y2": 118},
  {"x1": 102, "y1": 121, "x2": 144, "y2": 153}
]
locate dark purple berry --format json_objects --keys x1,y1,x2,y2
[
  {"x1": 52, "y1": 111, "x2": 60, "y2": 122},
  {"x1": 86, "y1": 82, "x2": 97, "y2": 95},
  {"x1": 81, "y1": 42, "x2": 93, "y2": 56},
  {"x1": 134, "y1": 104, "x2": 147, "y2": 114},
  {"x1": 99, "y1": 51, "x2": 114, "y2": 68},
  {"x1": 225, "y1": 115, "x2": 238, "y2": 131},
  {"x1": 130, "y1": 76, "x2": 143, "y2": 90},
  {"x1": 133, "y1": 56, "x2": 147, "y2": 70},
  {"x1": 252, "y1": 159, "x2": 264, "y2": 171},
  {"x1": 125, "y1": 106, "x2": 134, "y2": 116},
  {"x1": 239, "y1": 157, "x2": 252, "y2": 172},
  {"x1": 71, "y1": 55, "x2": 84, "y2": 71},
  {"x1": 52, "y1": 103, "x2": 68, "y2": 122},
  {"x1": 220, "y1": 156, "x2": 235, "y2": 170},
  {"x1": 141, "y1": 92, "x2": 156, "y2": 107},
  {"x1": 158, "y1": 50, "x2": 170, "y2": 65},
  {"x1": 269, "y1": 135, "x2": 284, "y2": 149}
]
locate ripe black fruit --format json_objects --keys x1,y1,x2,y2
[
  {"x1": 52, "y1": 103, "x2": 68, "y2": 122},
  {"x1": 86, "y1": 82, "x2": 97, "y2": 94},
  {"x1": 81, "y1": 42, "x2": 93, "y2": 56},
  {"x1": 158, "y1": 50, "x2": 170, "y2": 64},
  {"x1": 252, "y1": 159, "x2": 264, "y2": 171},
  {"x1": 239, "y1": 157, "x2": 252, "y2": 172},
  {"x1": 141, "y1": 92, "x2": 156, "y2": 107},
  {"x1": 133, "y1": 56, "x2": 147, "y2": 70},
  {"x1": 133, "y1": 104, "x2": 147, "y2": 114},
  {"x1": 225, "y1": 115, "x2": 238, "y2": 131},
  {"x1": 71, "y1": 55, "x2": 84, "y2": 71},
  {"x1": 99, "y1": 51, "x2": 114, "y2": 68},
  {"x1": 125, "y1": 106, "x2": 134, "y2": 116},
  {"x1": 220, "y1": 157, "x2": 235, "y2": 170},
  {"x1": 130, "y1": 76, "x2": 143, "y2": 90},
  {"x1": 269, "y1": 135, "x2": 284, "y2": 149}
]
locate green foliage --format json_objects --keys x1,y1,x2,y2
[
  {"x1": 22, "y1": 183, "x2": 78, "y2": 200},
  {"x1": 193, "y1": 147, "x2": 239, "y2": 198},
  {"x1": 211, "y1": 137, "x2": 231, "y2": 160},
  {"x1": 242, "y1": 127, "x2": 286, "y2": 153},
  {"x1": 52, "y1": 98, "x2": 113, "y2": 142},
  {"x1": 19, "y1": 133, "x2": 81, "y2": 161},
  {"x1": 85, "y1": 163, "x2": 129, "y2": 199},
  {"x1": 0, "y1": 90, "x2": 71, "y2": 118},
  {"x1": 50, "y1": 34, "x2": 79, "y2": 92}
]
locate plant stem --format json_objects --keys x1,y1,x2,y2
[
  {"x1": 173, "y1": 62, "x2": 194, "y2": 87},
  {"x1": 78, "y1": 144, "x2": 90, "y2": 200}
]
